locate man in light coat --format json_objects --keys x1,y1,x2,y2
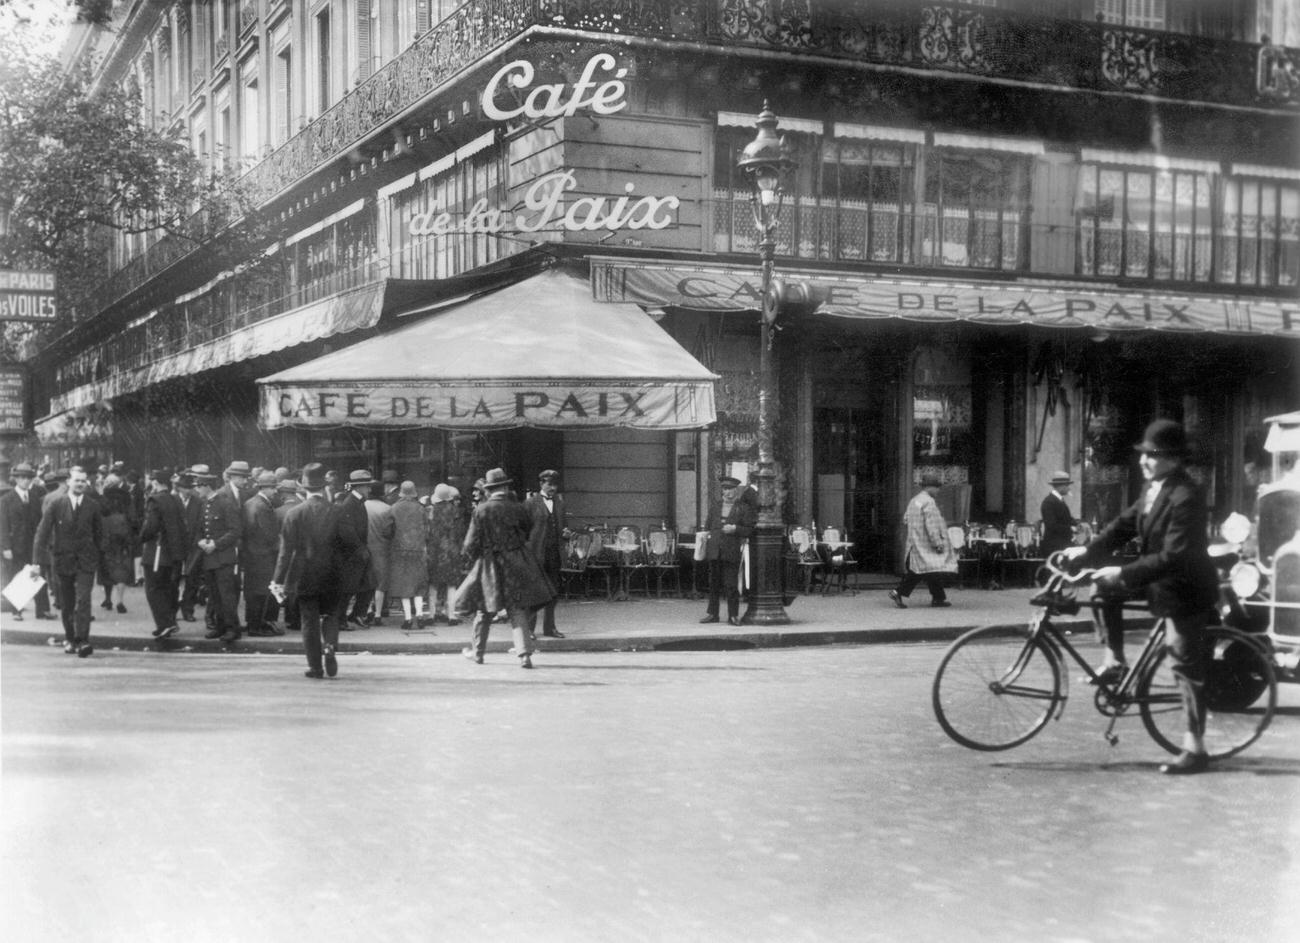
[{"x1": 889, "y1": 473, "x2": 956, "y2": 608}]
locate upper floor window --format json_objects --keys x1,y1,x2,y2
[
  {"x1": 1076, "y1": 156, "x2": 1214, "y2": 281},
  {"x1": 1095, "y1": 0, "x2": 1166, "y2": 30},
  {"x1": 1219, "y1": 172, "x2": 1300, "y2": 288}
]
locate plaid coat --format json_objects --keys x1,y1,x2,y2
[{"x1": 903, "y1": 489, "x2": 957, "y2": 575}]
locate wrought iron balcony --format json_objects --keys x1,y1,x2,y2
[{"x1": 86, "y1": 1, "x2": 1297, "y2": 322}]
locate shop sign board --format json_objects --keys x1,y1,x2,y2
[
  {"x1": 590, "y1": 261, "x2": 1300, "y2": 337},
  {"x1": 261, "y1": 382, "x2": 714, "y2": 431},
  {"x1": 0, "y1": 367, "x2": 26, "y2": 432},
  {"x1": 0, "y1": 270, "x2": 56, "y2": 321}
]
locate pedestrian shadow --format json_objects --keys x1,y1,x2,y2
[{"x1": 991, "y1": 756, "x2": 1300, "y2": 776}]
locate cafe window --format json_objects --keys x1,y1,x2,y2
[
  {"x1": 1076, "y1": 160, "x2": 1213, "y2": 281},
  {"x1": 912, "y1": 345, "x2": 973, "y2": 489},
  {"x1": 1218, "y1": 174, "x2": 1300, "y2": 287},
  {"x1": 921, "y1": 149, "x2": 1030, "y2": 270},
  {"x1": 823, "y1": 138, "x2": 918, "y2": 264}
]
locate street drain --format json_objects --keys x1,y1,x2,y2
[{"x1": 654, "y1": 637, "x2": 757, "y2": 651}]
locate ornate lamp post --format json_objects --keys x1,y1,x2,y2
[{"x1": 738, "y1": 101, "x2": 795, "y2": 625}]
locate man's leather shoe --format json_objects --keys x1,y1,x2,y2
[
  {"x1": 520, "y1": 654, "x2": 534, "y2": 669},
  {"x1": 1089, "y1": 663, "x2": 1127, "y2": 686},
  {"x1": 1160, "y1": 751, "x2": 1209, "y2": 775},
  {"x1": 63, "y1": 640, "x2": 77, "y2": 654},
  {"x1": 931, "y1": 600, "x2": 952, "y2": 608},
  {"x1": 699, "y1": 614, "x2": 720, "y2": 624},
  {"x1": 220, "y1": 631, "x2": 241, "y2": 644},
  {"x1": 77, "y1": 643, "x2": 93, "y2": 658},
  {"x1": 157, "y1": 625, "x2": 179, "y2": 639},
  {"x1": 10, "y1": 611, "x2": 22, "y2": 621},
  {"x1": 304, "y1": 668, "x2": 324, "y2": 679},
  {"x1": 542, "y1": 630, "x2": 565, "y2": 638},
  {"x1": 204, "y1": 629, "x2": 223, "y2": 640},
  {"x1": 37, "y1": 612, "x2": 55, "y2": 620},
  {"x1": 462, "y1": 647, "x2": 483, "y2": 664},
  {"x1": 888, "y1": 590, "x2": 907, "y2": 609},
  {"x1": 324, "y1": 645, "x2": 338, "y2": 678},
  {"x1": 181, "y1": 612, "x2": 197, "y2": 622}
]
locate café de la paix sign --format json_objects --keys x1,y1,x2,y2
[{"x1": 405, "y1": 53, "x2": 680, "y2": 238}]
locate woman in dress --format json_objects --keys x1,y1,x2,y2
[
  {"x1": 425, "y1": 483, "x2": 469, "y2": 624},
  {"x1": 388, "y1": 481, "x2": 429, "y2": 629}
]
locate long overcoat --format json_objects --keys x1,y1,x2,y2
[
  {"x1": 902, "y1": 489, "x2": 957, "y2": 575},
  {"x1": 240, "y1": 491, "x2": 281, "y2": 593},
  {"x1": 703, "y1": 489, "x2": 757, "y2": 564},
  {"x1": 426, "y1": 499, "x2": 469, "y2": 586},
  {"x1": 387, "y1": 496, "x2": 428, "y2": 597},
  {"x1": 459, "y1": 492, "x2": 554, "y2": 613}
]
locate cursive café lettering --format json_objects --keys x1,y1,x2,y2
[
  {"x1": 408, "y1": 169, "x2": 679, "y2": 237},
  {"x1": 482, "y1": 52, "x2": 629, "y2": 121}
]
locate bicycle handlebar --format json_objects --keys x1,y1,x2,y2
[{"x1": 1040, "y1": 551, "x2": 1105, "y2": 588}]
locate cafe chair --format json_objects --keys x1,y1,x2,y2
[
  {"x1": 614, "y1": 525, "x2": 652, "y2": 598},
  {"x1": 819, "y1": 527, "x2": 857, "y2": 595},
  {"x1": 645, "y1": 527, "x2": 681, "y2": 597},
  {"x1": 948, "y1": 525, "x2": 979, "y2": 589},
  {"x1": 998, "y1": 522, "x2": 1045, "y2": 587},
  {"x1": 787, "y1": 525, "x2": 823, "y2": 594},
  {"x1": 558, "y1": 531, "x2": 594, "y2": 599},
  {"x1": 584, "y1": 527, "x2": 618, "y2": 599}
]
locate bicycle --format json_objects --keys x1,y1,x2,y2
[{"x1": 931, "y1": 554, "x2": 1277, "y2": 758}]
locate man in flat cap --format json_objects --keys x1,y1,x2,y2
[
  {"x1": 174, "y1": 467, "x2": 206, "y2": 623},
  {"x1": 334, "y1": 469, "x2": 377, "y2": 631},
  {"x1": 699, "y1": 474, "x2": 758, "y2": 626},
  {"x1": 889, "y1": 472, "x2": 956, "y2": 609},
  {"x1": 139, "y1": 468, "x2": 185, "y2": 639},
  {"x1": 523, "y1": 469, "x2": 570, "y2": 639}
]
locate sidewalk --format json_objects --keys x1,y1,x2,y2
[{"x1": 0, "y1": 580, "x2": 1112, "y2": 656}]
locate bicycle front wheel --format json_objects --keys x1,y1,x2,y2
[
  {"x1": 932, "y1": 625, "x2": 1063, "y2": 751},
  {"x1": 1139, "y1": 626, "x2": 1277, "y2": 759}
]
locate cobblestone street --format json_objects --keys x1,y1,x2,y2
[{"x1": 3, "y1": 643, "x2": 1298, "y2": 942}]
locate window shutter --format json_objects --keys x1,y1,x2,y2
[
  {"x1": 356, "y1": 0, "x2": 372, "y2": 82},
  {"x1": 416, "y1": 0, "x2": 430, "y2": 37}
]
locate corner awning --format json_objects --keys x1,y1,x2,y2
[{"x1": 258, "y1": 268, "x2": 717, "y2": 431}]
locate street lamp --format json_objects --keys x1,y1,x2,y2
[{"x1": 738, "y1": 101, "x2": 795, "y2": 625}]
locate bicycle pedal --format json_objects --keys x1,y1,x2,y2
[{"x1": 1106, "y1": 734, "x2": 1119, "y2": 746}]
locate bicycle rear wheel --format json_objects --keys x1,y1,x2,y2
[
  {"x1": 1139, "y1": 626, "x2": 1277, "y2": 759},
  {"x1": 932, "y1": 625, "x2": 1063, "y2": 751}
]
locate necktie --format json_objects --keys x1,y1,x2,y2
[{"x1": 1142, "y1": 482, "x2": 1160, "y2": 515}]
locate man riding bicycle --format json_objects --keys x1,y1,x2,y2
[{"x1": 1062, "y1": 419, "x2": 1218, "y2": 775}]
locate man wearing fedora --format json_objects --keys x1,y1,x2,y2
[
  {"x1": 174, "y1": 467, "x2": 207, "y2": 623},
  {"x1": 198, "y1": 462, "x2": 247, "y2": 643},
  {"x1": 1064, "y1": 418, "x2": 1218, "y2": 775},
  {"x1": 271, "y1": 463, "x2": 345, "y2": 679},
  {"x1": 699, "y1": 474, "x2": 758, "y2": 627},
  {"x1": 241, "y1": 470, "x2": 283, "y2": 637},
  {"x1": 459, "y1": 468, "x2": 554, "y2": 668},
  {"x1": 334, "y1": 469, "x2": 377, "y2": 631},
  {"x1": 2, "y1": 462, "x2": 53, "y2": 620},
  {"x1": 889, "y1": 473, "x2": 957, "y2": 609},
  {"x1": 1039, "y1": 471, "x2": 1078, "y2": 559},
  {"x1": 523, "y1": 469, "x2": 570, "y2": 638},
  {"x1": 138, "y1": 468, "x2": 185, "y2": 639},
  {"x1": 32, "y1": 466, "x2": 103, "y2": 656}
]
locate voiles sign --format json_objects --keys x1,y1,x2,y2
[{"x1": 405, "y1": 53, "x2": 679, "y2": 238}]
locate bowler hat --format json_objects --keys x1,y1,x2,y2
[
  {"x1": 347, "y1": 468, "x2": 375, "y2": 487},
  {"x1": 920, "y1": 472, "x2": 943, "y2": 488},
  {"x1": 276, "y1": 479, "x2": 301, "y2": 494},
  {"x1": 224, "y1": 460, "x2": 251, "y2": 477},
  {"x1": 149, "y1": 468, "x2": 173, "y2": 486},
  {"x1": 300, "y1": 463, "x2": 327, "y2": 489},
  {"x1": 482, "y1": 467, "x2": 512, "y2": 489},
  {"x1": 1134, "y1": 419, "x2": 1188, "y2": 456},
  {"x1": 1049, "y1": 471, "x2": 1073, "y2": 486},
  {"x1": 110, "y1": 461, "x2": 126, "y2": 474},
  {"x1": 255, "y1": 470, "x2": 277, "y2": 488},
  {"x1": 11, "y1": 462, "x2": 36, "y2": 478},
  {"x1": 718, "y1": 475, "x2": 741, "y2": 487},
  {"x1": 538, "y1": 469, "x2": 559, "y2": 482}
]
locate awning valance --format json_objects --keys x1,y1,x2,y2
[
  {"x1": 590, "y1": 259, "x2": 1299, "y2": 338},
  {"x1": 258, "y1": 268, "x2": 717, "y2": 431}
]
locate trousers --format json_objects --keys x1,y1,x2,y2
[
  {"x1": 54, "y1": 570, "x2": 95, "y2": 644},
  {"x1": 895, "y1": 565, "x2": 948, "y2": 603},
  {"x1": 472, "y1": 606, "x2": 535, "y2": 660},
  {"x1": 299, "y1": 592, "x2": 342, "y2": 672},
  {"x1": 143, "y1": 561, "x2": 180, "y2": 632}
]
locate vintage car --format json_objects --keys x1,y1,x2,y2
[{"x1": 1225, "y1": 410, "x2": 1300, "y2": 683}]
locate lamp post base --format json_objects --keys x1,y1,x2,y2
[{"x1": 749, "y1": 519, "x2": 790, "y2": 625}]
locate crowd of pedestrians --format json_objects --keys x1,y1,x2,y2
[{"x1": 2, "y1": 456, "x2": 565, "y2": 675}]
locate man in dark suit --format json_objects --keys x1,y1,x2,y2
[
  {"x1": 271, "y1": 463, "x2": 344, "y2": 679},
  {"x1": 1039, "y1": 470, "x2": 1077, "y2": 558},
  {"x1": 2, "y1": 463, "x2": 52, "y2": 620},
  {"x1": 241, "y1": 470, "x2": 283, "y2": 636},
  {"x1": 1065, "y1": 419, "x2": 1218, "y2": 775},
  {"x1": 32, "y1": 466, "x2": 103, "y2": 656},
  {"x1": 332, "y1": 469, "x2": 376, "y2": 631},
  {"x1": 699, "y1": 474, "x2": 758, "y2": 626},
  {"x1": 198, "y1": 462, "x2": 245, "y2": 643},
  {"x1": 273, "y1": 479, "x2": 304, "y2": 638},
  {"x1": 174, "y1": 468, "x2": 207, "y2": 623},
  {"x1": 138, "y1": 468, "x2": 186, "y2": 639},
  {"x1": 523, "y1": 469, "x2": 569, "y2": 638}
]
